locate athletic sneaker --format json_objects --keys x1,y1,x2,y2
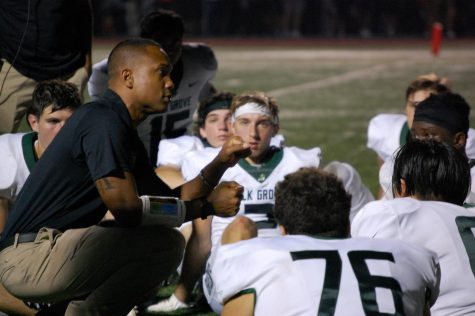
[{"x1": 146, "y1": 294, "x2": 190, "y2": 313}]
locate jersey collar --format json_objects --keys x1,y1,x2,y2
[
  {"x1": 238, "y1": 147, "x2": 283, "y2": 182},
  {"x1": 21, "y1": 132, "x2": 38, "y2": 172}
]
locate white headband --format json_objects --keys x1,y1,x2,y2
[{"x1": 231, "y1": 102, "x2": 277, "y2": 124}]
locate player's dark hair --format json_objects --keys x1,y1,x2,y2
[
  {"x1": 392, "y1": 139, "x2": 470, "y2": 205},
  {"x1": 28, "y1": 80, "x2": 81, "y2": 118},
  {"x1": 274, "y1": 167, "x2": 351, "y2": 237},
  {"x1": 197, "y1": 91, "x2": 235, "y2": 128},
  {"x1": 405, "y1": 73, "x2": 450, "y2": 101},
  {"x1": 140, "y1": 9, "x2": 184, "y2": 41}
]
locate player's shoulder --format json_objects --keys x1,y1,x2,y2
[
  {"x1": 157, "y1": 136, "x2": 203, "y2": 166},
  {"x1": 181, "y1": 42, "x2": 217, "y2": 71},
  {"x1": 359, "y1": 197, "x2": 419, "y2": 215},
  {"x1": 0, "y1": 133, "x2": 30, "y2": 190},
  {"x1": 92, "y1": 58, "x2": 108, "y2": 72},
  {"x1": 367, "y1": 113, "x2": 407, "y2": 160},
  {"x1": 182, "y1": 146, "x2": 220, "y2": 179},
  {"x1": 368, "y1": 113, "x2": 406, "y2": 128},
  {"x1": 465, "y1": 128, "x2": 475, "y2": 160},
  {"x1": 282, "y1": 146, "x2": 322, "y2": 167},
  {"x1": 159, "y1": 135, "x2": 202, "y2": 150},
  {"x1": 0, "y1": 132, "x2": 25, "y2": 148}
]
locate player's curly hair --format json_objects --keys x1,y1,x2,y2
[
  {"x1": 392, "y1": 139, "x2": 470, "y2": 205},
  {"x1": 405, "y1": 73, "x2": 451, "y2": 101},
  {"x1": 28, "y1": 80, "x2": 81, "y2": 118},
  {"x1": 274, "y1": 167, "x2": 351, "y2": 237},
  {"x1": 230, "y1": 91, "x2": 279, "y2": 125}
]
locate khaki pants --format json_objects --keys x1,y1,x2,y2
[
  {"x1": 0, "y1": 225, "x2": 184, "y2": 315},
  {"x1": 0, "y1": 59, "x2": 88, "y2": 134}
]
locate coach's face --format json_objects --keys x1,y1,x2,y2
[
  {"x1": 133, "y1": 46, "x2": 174, "y2": 116},
  {"x1": 232, "y1": 113, "x2": 278, "y2": 163}
]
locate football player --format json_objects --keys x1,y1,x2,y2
[
  {"x1": 353, "y1": 139, "x2": 475, "y2": 315},
  {"x1": 208, "y1": 167, "x2": 440, "y2": 315}
]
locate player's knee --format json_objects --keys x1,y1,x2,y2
[{"x1": 221, "y1": 216, "x2": 257, "y2": 245}]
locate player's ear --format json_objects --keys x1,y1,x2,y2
[
  {"x1": 272, "y1": 124, "x2": 280, "y2": 137},
  {"x1": 278, "y1": 224, "x2": 287, "y2": 236},
  {"x1": 394, "y1": 178, "x2": 408, "y2": 197},
  {"x1": 453, "y1": 132, "x2": 467, "y2": 151},
  {"x1": 27, "y1": 114, "x2": 39, "y2": 132},
  {"x1": 199, "y1": 126, "x2": 207, "y2": 139}
]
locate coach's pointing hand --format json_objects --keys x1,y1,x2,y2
[{"x1": 208, "y1": 181, "x2": 243, "y2": 217}]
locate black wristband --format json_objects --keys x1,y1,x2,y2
[{"x1": 200, "y1": 198, "x2": 215, "y2": 220}]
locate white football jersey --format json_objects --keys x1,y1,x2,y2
[
  {"x1": 367, "y1": 114, "x2": 408, "y2": 162},
  {"x1": 352, "y1": 197, "x2": 475, "y2": 315},
  {"x1": 156, "y1": 135, "x2": 205, "y2": 168},
  {"x1": 87, "y1": 43, "x2": 217, "y2": 163},
  {"x1": 0, "y1": 132, "x2": 37, "y2": 200},
  {"x1": 183, "y1": 146, "x2": 322, "y2": 248},
  {"x1": 205, "y1": 235, "x2": 440, "y2": 315},
  {"x1": 323, "y1": 161, "x2": 374, "y2": 221}
]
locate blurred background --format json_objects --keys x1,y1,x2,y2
[{"x1": 92, "y1": 0, "x2": 475, "y2": 39}]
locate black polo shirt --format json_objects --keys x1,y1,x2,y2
[{"x1": 1, "y1": 90, "x2": 180, "y2": 241}]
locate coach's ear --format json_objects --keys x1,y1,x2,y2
[
  {"x1": 122, "y1": 68, "x2": 134, "y2": 89},
  {"x1": 278, "y1": 224, "x2": 287, "y2": 236}
]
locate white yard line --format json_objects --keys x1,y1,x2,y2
[{"x1": 268, "y1": 59, "x2": 414, "y2": 98}]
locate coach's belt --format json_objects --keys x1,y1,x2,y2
[{"x1": 0, "y1": 232, "x2": 38, "y2": 252}]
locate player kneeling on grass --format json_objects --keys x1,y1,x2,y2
[
  {"x1": 206, "y1": 167, "x2": 440, "y2": 315},
  {"x1": 352, "y1": 139, "x2": 475, "y2": 315}
]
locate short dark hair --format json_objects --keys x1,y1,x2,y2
[
  {"x1": 413, "y1": 92, "x2": 471, "y2": 136},
  {"x1": 108, "y1": 38, "x2": 162, "y2": 77},
  {"x1": 140, "y1": 9, "x2": 184, "y2": 41},
  {"x1": 28, "y1": 80, "x2": 81, "y2": 118},
  {"x1": 274, "y1": 167, "x2": 351, "y2": 237},
  {"x1": 392, "y1": 139, "x2": 470, "y2": 205},
  {"x1": 197, "y1": 91, "x2": 235, "y2": 128}
]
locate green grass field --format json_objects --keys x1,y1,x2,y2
[
  {"x1": 54, "y1": 38, "x2": 475, "y2": 196},
  {"x1": 18, "y1": 38, "x2": 475, "y2": 315}
]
